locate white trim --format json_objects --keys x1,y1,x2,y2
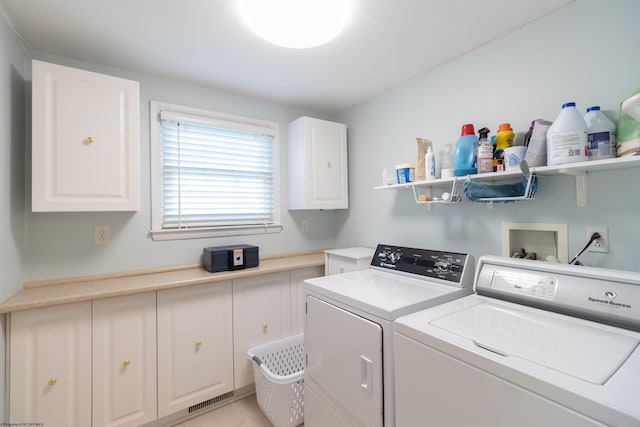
[
  {"x1": 150, "y1": 223, "x2": 283, "y2": 241},
  {"x1": 149, "y1": 100, "x2": 282, "y2": 239}
]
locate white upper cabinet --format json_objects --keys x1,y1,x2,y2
[
  {"x1": 288, "y1": 116, "x2": 348, "y2": 210},
  {"x1": 31, "y1": 59, "x2": 140, "y2": 211}
]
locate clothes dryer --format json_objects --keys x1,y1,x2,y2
[{"x1": 304, "y1": 244, "x2": 475, "y2": 427}]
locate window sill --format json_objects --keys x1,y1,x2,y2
[{"x1": 150, "y1": 224, "x2": 283, "y2": 241}]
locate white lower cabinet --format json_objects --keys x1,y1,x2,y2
[
  {"x1": 232, "y1": 272, "x2": 292, "y2": 389},
  {"x1": 7, "y1": 266, "x2": 323, "y2": 426},
  {"x1": 8, "y1": 301, "x2": 92, "y2": 427},
  {"x1": 324, "y1": 247, "x2": 374, "y2": 276},
  {"x1": 157, "y1": 282, "x2": 234, "y2": 417},
  {"x1": 92, "y1": 293, "x2": 157, "y2": 427},
  {"x1": 290, "y1": 266, "x2": 324, "y2": 334}
]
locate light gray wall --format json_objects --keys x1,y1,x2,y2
[
  {"x1": 22, "y1": 53, "x2": 343, "y2": 282},
  {"x1": 0, "y1": 0, "x2": 638, "y2": 420},
  {"x1": 333, "y1": 0, "x2": 640, "y2": 271},
  {"x1": 0, "y1": 6, "x2": 26, "y2": 421}
]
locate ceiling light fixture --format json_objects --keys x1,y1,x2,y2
[{"x1": 237, "y1": 0, "x2": 351, "y2": 49}]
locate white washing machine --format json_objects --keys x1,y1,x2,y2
[
  {"x1": 395, "y1": 255, "x2": 640, "y2": 427},
  {"x1": 303, "y1": 244, "x2": 475, "y2": 427}
]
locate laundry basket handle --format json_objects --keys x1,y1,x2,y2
[{"x1": 251, "y1": 355, "x2": 263, "y2": 366}]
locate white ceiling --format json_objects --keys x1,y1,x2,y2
[{"x1": 0, "y1": 0, "x2": 573, "y2": 115}]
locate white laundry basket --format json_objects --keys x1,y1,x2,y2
[{"x1": 248, "y1": 333, "x2": 305, "y2": 427}]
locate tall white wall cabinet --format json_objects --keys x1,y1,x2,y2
[
  {"x1": 31, "y1": 59, "x2": 140, "y2": 211},
  {"x1": 287, "y1": 116, "x2": 348, "y2": 210}
]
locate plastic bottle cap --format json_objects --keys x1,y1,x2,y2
[
  {"x1": 460, "y1": 124, "x2": 475, "y2": 135},
  {"x1": 586, "y1": 106, "x2": 600, "y2": 112},
  {"x1": 497, "y1": 123, "x2": 512, "y2": 132},
  {"x1": 562, "y1": 102, "x2": 576, "y2": 108}
]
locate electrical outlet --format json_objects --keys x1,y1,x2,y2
[
  {"x1": 587, "y1": 227, "x2": 608, "y2": 253},
  {"x1": 95, "y1": 225, "x2": 110, "y2": 245},
  {"x1": 301, "y1": 219, "x2": 309, "y2": 233}
]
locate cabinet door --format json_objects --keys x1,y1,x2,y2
[
  {"x1": 326, "y1": 254, "x2": 359, "y2": 276},
  {"x1": 31, "y1": 59, "x2": 140, "y2": 212},
  {"x1": 232, "y1": 272, "x2": 292, "y2": 389},
  {"x1": 288, "y1": 117, "x2": 348, "y2": 210},
  {"x1": 157, "y1": 282, "x2": 233, "y2": 417},
  {"x1": 93, "y1": 293, "x2": 157, "y2": 427},
  {"x1": 9, "y1": 302, "x2": 91, "y2": 427},
  {"x1": 324, "y1": 248, "x2": 374, "y2": 276},
  {"x1": 290, "y1": 266, "x2": 323, "y2": 334}
]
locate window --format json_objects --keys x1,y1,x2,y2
[{"x1": 150, "y1": 101, "x2": 282, "y2": 240}]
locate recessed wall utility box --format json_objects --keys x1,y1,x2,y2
[{"x1": 502, "y1": 222, "x2": 568, "y2": 263}]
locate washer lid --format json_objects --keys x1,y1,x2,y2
[{"x1": 431, "y1": 301, "x2": 640, "y2": 384}]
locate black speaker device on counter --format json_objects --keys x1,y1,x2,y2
[{"x1": 203, "y1": 244, "x2": 259, "y2": 272}]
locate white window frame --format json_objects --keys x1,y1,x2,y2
[{"x1": 149, "y1": 100, "x2": 282, "y2": 241}]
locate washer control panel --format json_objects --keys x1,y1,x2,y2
[
  {"x1": 489, "y1": 270, "x2": 558, "y2": 300},
  {"x1": 371, "y1": 244, "x2": 472, "y2": 286}
]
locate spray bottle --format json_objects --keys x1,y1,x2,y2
[{"x1": 476, "y1": 127, "x2": 493, "y2": 174}]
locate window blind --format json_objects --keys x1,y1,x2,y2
[{"x1": 160, "y1": 115, "x2": 275, "y2": 229}]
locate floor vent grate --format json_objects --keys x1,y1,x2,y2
[{"x1": 188, "y1": 391, "x2": 235, "y2": 414}]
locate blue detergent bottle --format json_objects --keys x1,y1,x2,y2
[{"x1": 454, "y1": 123, "x2": 478, "y2": 176}]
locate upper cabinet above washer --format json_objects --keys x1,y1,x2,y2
[
  {"x1": 287, "y1": 116, "x2": 348, "y2": 210},
  {"x1": 31, "y1": 60, "x2": 140, "y2": 212}
]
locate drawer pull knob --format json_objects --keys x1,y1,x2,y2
[
  {"x1": 86, "y1": 137, "x2": 95, "y2": 144},
  {"x1": 262, "y1": 323, "x2": 268, "y2": 331},
  {"x1": 195, "y1": 340, "x2": 202, "y2": 348},
  {"x1": 48, "y1": 377, "x2": 57, "y2": 386},
  {"x1": 122, "y1": 359, "x2": 131, "y2": 367}
]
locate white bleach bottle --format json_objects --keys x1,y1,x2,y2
[
  {"x1": 546, "y1": 102, "x2": 588, "y2": 166},
  {"x1": 584, "y1": 106, "x2": 616, "y2": 160}
]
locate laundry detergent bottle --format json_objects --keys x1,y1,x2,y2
[{"x1": 454, "y1": 123, "x2": 478, "y2": 176}]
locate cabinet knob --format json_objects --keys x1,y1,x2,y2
[
  {"x1": 195, "y1": 340, "x2": 202, "y2": 348},
  {"x1": 326, "y1": 161, "x2": 332, "y2": 168},
  {"x1": 262, "y1": 323, "x2": 268, "y2": 331},
  {"x1": 86, "y1": 137, "x2": 95, "y2": 144},
  {"x1": 48, "y1": 377, "x2": 57, "y2": 386},
  {"x1": 122, "y1": 359, "x2": 131, "y2": 367}
]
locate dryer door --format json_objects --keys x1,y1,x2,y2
[{"x1": 306, "y1": 295, "x2": 383, "y2": 427}]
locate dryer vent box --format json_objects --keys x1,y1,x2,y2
[{"x1": 203, "y1": 244, "x2": 259, "y2": 272}]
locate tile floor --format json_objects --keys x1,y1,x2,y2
[{"x1": 174, "y1": 394, "x2": 303, "y2": 427}]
